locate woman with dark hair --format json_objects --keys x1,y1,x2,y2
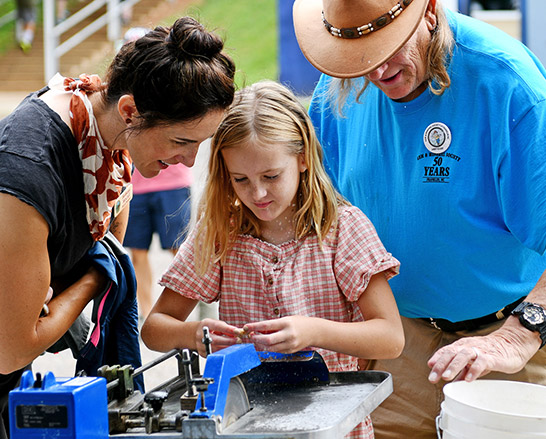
[{"x1": 0, "y1": 16, "x2": 235, "y2": 438}]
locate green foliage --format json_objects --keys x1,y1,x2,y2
[
  {"x1": 162, "y1": 0, "x2": 278, "y2": 88},
  {"x1": 0, "y1": 0, "x2": 16, "y2": 55},
  {"x1": 0, "y1": 22, "x2": 14, "y2": 55},
  {"x1": 0, "y1": 3, "x2": 12, "y2": 17}
]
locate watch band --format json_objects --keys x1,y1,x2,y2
[{"x1": 511, "y1": 302, "x2": 546, "y2": 349}]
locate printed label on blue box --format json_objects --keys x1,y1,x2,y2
[{"x1": 16, "y1": 404, "x2": 68, "y2": 429}]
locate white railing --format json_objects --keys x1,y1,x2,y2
[{"x1": 43, "y1": 0, "x2": 140, "y2": 83}]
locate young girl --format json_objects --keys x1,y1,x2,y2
[{"x1": 141, "y1": 80, "x2": 404, "y2": 439}]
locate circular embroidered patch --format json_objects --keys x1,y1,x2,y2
[{"x1": 423, "y1": 122, "x2": 452, "y2": 154}]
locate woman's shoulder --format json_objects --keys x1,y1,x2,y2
[
  {"x1": 2, "y1": 89, "x2": 71, "y2": 141},
  {"x1": 0, "y1": 89, "x2": 80, "y2": 214}
]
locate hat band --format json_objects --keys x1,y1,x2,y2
[{"x1": 322, "y1": 0, "x2": 414, "y2": 39}]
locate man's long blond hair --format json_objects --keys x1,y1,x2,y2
[
  {"x1": 327, "y1": 1, "x2": 454, "y2": 113},
  {"x1": 194, "y1": 80, "x2": 346, "y2": 275}
]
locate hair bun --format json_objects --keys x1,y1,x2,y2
[
  {"x1": 168, "y1": 16, "x2": 224, "y2": 59},
  {"x1": 104, "y1": 16, "x2": 235, "y2": 126}
]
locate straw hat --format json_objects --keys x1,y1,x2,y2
[{"x1": 293, "y1": 0, "x2": 429, "y2": 78}]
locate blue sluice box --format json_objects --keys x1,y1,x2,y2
[{"x1": 9, "y1": 370, "x2": 108, "y2": 439}]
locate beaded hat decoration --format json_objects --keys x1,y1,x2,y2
[
  {"x1": 322, "y1": 0, "x2": 414, "y2": 39},
  {"x1": 293, "y1": 0, "x2": 428, "y2": 78}
]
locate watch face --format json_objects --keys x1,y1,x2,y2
[{"x1": 523, "y1": 306, "x2": 546, "y2": 325}]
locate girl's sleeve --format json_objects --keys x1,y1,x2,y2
[
  {"x1": 334, "y1": 206, "x2": 400, "y2": 302},
  {"x1": 159, "y1": 225, "x2": 221, "y2": 304}
]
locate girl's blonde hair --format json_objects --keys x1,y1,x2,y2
[
  {"x1": 327, "y1": 2, "x2": 454, "y2": 114},
  {"x1": 194, "y1": 80, "x2": 346, "y2": 274}
]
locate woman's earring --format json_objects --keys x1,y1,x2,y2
[{"x1": 125, "y1": 118, "x2": 132, "y2": 124}]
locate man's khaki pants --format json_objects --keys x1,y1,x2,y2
[{"x1": 368, "y1": 316, "x2": 546, "y2": 439}]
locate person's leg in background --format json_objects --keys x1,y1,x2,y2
[
  {"x1": 126, "y1": 187, "x2": 191, "y2": 320},
  {"x1": 155, "y1": 187, "x2": 191, "y2": 254},
  {"x1": 130, "y1": 248, "x2": 154, "y2": 319},
  {"x1": 56, "y1": 0, "x2": 68, "y2": 23},
  {"x1": 120, "y1": 0, "x2": 133, "y2": 25},
  {"x1": 124, "y1": 192, "x2": 154, "y2": 321},
  {"x1": 15, "y1": 0, "x2": 36, "y2": 53},
  {"x1": 155, "y1": 186, "x2": 217, "y2": 321}
]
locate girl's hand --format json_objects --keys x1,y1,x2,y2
[
  {"x1": 243, "y1": 316, "x2": 315, "y2": 353},
  {"x1": 195, "y1": 318, "x2": 244, "y2": 357}
]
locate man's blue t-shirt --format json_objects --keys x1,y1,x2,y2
[{"x1": 309, "y1": 10, "x2": 546, "y2": 321}]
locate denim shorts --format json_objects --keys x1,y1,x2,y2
[{"x1": 124, "y1": 187, "x2": 191, "y2": 250}]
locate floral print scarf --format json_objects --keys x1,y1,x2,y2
[{"x1": 60, "y1": 74, "x2": 133, "y2": 241}]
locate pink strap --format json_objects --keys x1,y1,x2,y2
[{"x1": 89, "y1": 283, "x2": 112, "y2": 347}]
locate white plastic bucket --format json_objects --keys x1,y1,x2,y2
[{"x1": 436, "y1": 380, "x2": 546, "y2": 439}]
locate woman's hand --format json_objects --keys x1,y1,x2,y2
[{"x1": 428, "y1": 317, "x2": 540, "y2": 383}]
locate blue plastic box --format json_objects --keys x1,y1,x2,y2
[{"x1": 9, "y1": 371, "x2": 108, "y2": 439}]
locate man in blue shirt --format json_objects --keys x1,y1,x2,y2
[{"x1": 294, "y1": 0, "x2": 546, "y2": 437}]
